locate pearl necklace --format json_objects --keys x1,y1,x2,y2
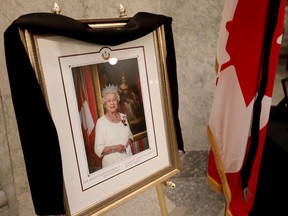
[{"x1": 107, "y1": 112, "x2": 120, "y2": 123}]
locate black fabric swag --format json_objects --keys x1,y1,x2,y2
[
  {"x1": 249, "y1": 101, "x2": 288, "y2": 215},
  {"x1": 4, "y1": 12, "x2": 184, "y2": 215}
]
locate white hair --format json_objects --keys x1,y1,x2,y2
[{"x1": 101, "y1": 84, "x2": 120, "y2": 105}]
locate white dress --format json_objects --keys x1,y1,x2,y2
[{"x1": 94, "y1": 113, "x2": 133, "y2": 167}]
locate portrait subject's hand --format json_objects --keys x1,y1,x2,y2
[
  {"x1": 126, "y1": 138, "x2": 133, "y2": 147},
  {"x1": 115, "y1": 144, "x2": 126, "y2": 153}
]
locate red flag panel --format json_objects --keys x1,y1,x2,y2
[{"x1": 207, "y1": 0, "x2": 286, "y2": 215}]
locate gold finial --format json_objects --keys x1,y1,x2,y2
[
  {"x1": 51, "y1": 3, "x2": 61, "y2": 14},
  {"x1": 118, "y1": 4, "x2": 127, "y2": 17},
  {"x1": 164, "y1": 180, "x2": 176, "y2": 189}
]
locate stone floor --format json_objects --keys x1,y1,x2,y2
[{"x1": 105, "y1": 151, "x2": 226, "y2": 216}]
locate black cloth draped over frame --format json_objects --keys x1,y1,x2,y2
[{"x1": 4, "y1": 12, "x2": 184, "y2": 214}]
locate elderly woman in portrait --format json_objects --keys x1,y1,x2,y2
[{"x1": 94, "y1": 84, "x2": 134, "y2": 168}]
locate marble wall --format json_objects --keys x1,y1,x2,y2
[{"x1": 0, "y1": 0, "x2": 287, "y2": 215}]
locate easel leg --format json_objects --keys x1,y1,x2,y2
[{"x1": 156, "y1": 183, "x2": 168, "y2": 216}]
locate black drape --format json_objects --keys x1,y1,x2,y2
[
  {"x1": 249, "y1": 101, "x2": 288, "y2": 215},
  {"x1": 4, "y1": 12, "x2": 184, "y2": 214}
]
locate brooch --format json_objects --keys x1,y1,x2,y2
[{"x1": 121, "y1": 115, "x2": 127, "y2": 126}]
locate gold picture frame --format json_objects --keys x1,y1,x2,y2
[{"x1": 20, "y1": 17, "x2": 180, "y2": 216}]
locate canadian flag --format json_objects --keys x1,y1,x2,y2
[
  {"x1": 75, "y1": 65, "x2": 100, "y2": 172},
  {"x1": 207, "y1": 0, "x2": 286, "y2": 215},
  {"x1": 78, "y1": 73, "x2": 95, "y2": 136}
]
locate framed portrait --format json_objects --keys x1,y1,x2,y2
[
  {"x1": 20, "y1": 17, "x2": 180, "y2": 215},
  {"x1": 282, "y1": 77, "x2": 288, "y2": 101}
]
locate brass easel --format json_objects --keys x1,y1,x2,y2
[{"x1": 156, "y1": 180, "x2": 176, "y2": 215}]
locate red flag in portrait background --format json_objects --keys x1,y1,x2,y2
[
  {"x1": 207, "y1": 0, "x2": 286, "y2": 215},
  {"x1": 75, "y1": 65, "x2": 101, "y2": 172}
]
